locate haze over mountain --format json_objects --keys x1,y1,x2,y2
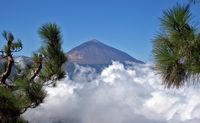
[
  {"x1": 0, "y1": 39, "x2": 144, "y2": 78},
  {"x1": 67, "y1": 39, "x2": 144, "y2": 65},
  {"x1": 1, "y1": 39, "x2": 143, "y2": 65}
]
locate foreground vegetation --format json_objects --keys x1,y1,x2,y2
[
  {"x1": 0, "y1": 23, "x2": 67, "y2": 122},
  {"x1": 153, "y1": 2, "x2": 200, "y2": 88}
]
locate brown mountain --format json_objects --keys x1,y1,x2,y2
[{"x1": 67, "y1": 39, "x2": 144, "y2": 65}]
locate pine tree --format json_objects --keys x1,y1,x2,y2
[
  {"x1": 152, "y1": 4, "x2": 200, "y2": 88},
  {"x1": 0, "y1": 23, "x2": 67, "y2": 122}
]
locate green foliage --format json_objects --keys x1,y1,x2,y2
[
  {"x1": 1, "y1": 31, "x2": 23, "y2": 55},
  {"x1": 25, "y1": 82, "x2": 46, "y2": 106},
  {"x1": 0, "y1": 87, "x2": 21, "y2": 118},
  {"x1": 2, "y1": 31, "x2": 14, "y2": 42},
  {"x1": 38, "y1": 23, "x2": 67, "y2": 82},
  {"x1": 0, "y1": 23, "x2": 67, "y2": 122},
  {"x1": 153, "y1": 4, "x2": 200, "y2": 88}
]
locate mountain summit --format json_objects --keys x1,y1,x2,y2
[
  {"x1": 67, "y1": 39, "x2": 144, "y2": 64},
  {"x1": 1, "y1": 39, "x2": 144, "y2": 78}
]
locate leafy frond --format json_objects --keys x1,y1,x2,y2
[
  {"x1": 160, "y1": 4, "x2": 192, "y2": 35},
  {"x1": 1, "y1": 31, "x2": 23, "y2": 55},
  {"x1": 38, "y1": 23, "x2": 62, "y2": 47},
  {"x1": 153, "y1": 4, "x2": 200, "y2": 88},
  {"x1": 25, "y1": 82, "x2": 46, "y2": 106},
  {"x1": 38, "y1": 23, "x2": 67, "y2": 83},
  {"x1": 2, "y1": 31, "x2": 14, "y2": 42},
  {"x1": 11, "y1": 40, "x2": 23, "y2": 52},
  {"x1": 2, "y1": 31, "x2": 8, "y2": 41}
]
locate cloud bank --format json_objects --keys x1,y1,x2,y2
[{"x1": 23, "y1": 62, "x2": 200, "y2": 123}]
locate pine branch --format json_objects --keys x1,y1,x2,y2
[
  {"x1": 0, "y1": 55, "x2": 14, "y2": 86},
  {"x1": 29, "y1": 54, "x2": 43, "y2": 81},
  {"x1": 20, "y1": 103, "x2": 37, "y2": 114}
]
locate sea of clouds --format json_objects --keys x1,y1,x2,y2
[{"x1": 23, "y1": 61, "x2": 200, "y2": 123}]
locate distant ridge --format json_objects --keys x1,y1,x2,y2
[
  {"x1": 67, "y1": 39, "x2": 144, "y2": 64},
  {"x1": 0, "y1": 39, "x2": 144, "y2": 78}
]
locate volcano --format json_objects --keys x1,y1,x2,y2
[
  {"x1": 67, "y1": 39, "x2": 144, "y2": 65},
  {"x1": 0, "y1": 39, "x2": 144, "y2": 78},
  {"x1": 65, "y1": 39, "x2": 144, "y2": 78}
]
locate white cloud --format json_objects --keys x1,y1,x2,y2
[{"x1": 23, "y1": 61, "x2": 200, "y2": 123}]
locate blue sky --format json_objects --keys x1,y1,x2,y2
[{"x1": 0, "y1": 0, "x2": 199, "y2": 62}]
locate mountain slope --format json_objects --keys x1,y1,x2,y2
[
  {"x1": 67, "y1": 39, "x2": 144, "y2": 64},
  {"x1": 0, "y1": 39, "x2": 144, "y2": 79}
]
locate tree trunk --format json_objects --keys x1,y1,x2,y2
[
  {"x1": 0, "y1": 55, "x2": 14, "y2": 85},
  {"x1": 29, "y1": 58, "x2": 43, "y2": 81}
]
